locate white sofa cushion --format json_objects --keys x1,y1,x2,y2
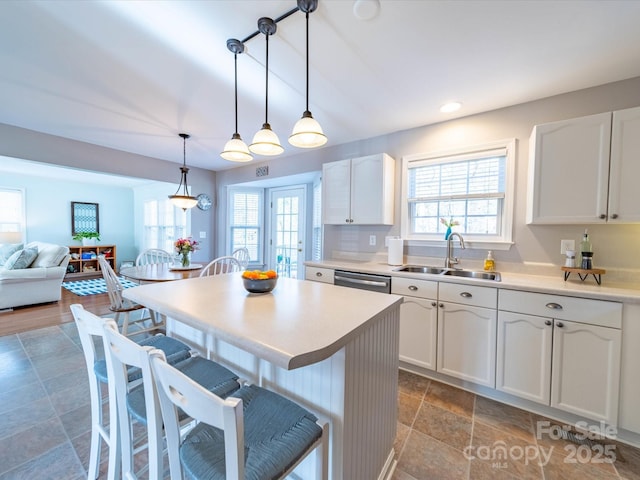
[
  {"x1": 4, "y1": 247, "x2": 39, "y2": 269},
  {"x1": 0, "y1": 243, "x2": 23, "y2": 266},
  {"x1": 29, "y1": 242, "x2": 69, "y2": 268}
]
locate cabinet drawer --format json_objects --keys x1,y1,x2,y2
[
  {"x1": 438, "y1": 282, "x2": 497, "y2": 309},
  {"x1": 304, "y1": 266, "x2": 334, "y2": 284},
  {"x1": 499, "y1": 290, "x2": 622, "y2": 329},
  {"x1": 391, "y1": 277, "x2": 438, "y2": 299}
]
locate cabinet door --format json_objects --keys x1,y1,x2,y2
[
  {"x1": 350, "y1": 153, "x2": 394, "y2": 225},
  {"x1": 437, "y1": 302, "x2": 497, "y2": 387},
  {"x1": 496, "y1": 311, "x2": 552, "y2": 405},
  {"x1": 399, "y1": 297, "x2": 437, "y2": 370},
  {"x1": 551, "y1": 320, "x2": 621, "y2": 425},
  {"x1": 322, "y1": 159, "x2": 351, "y2": 224},
  {"x1": 526, "y1": 112, "x2": 611, "y2": 224},
  {"x1": 609, "y1": 105, "x2": 640, "y2": 223}
]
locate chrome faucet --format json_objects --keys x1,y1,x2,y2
[{"x1": 445, "y1": 232, "x2": 465, "y2": 268}]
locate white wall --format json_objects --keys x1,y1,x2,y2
[
  {"x1": 0, "y1": 169, "x2": 137, "y2": 265},
  {"x1": 216, "y1": 76, "x2": 640, "y2": 276}
]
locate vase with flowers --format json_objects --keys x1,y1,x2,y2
[
  {"x1": 174, "y1": 237, "x2": 199, "y2": 267},
  {"x1": 440, "y1": 218, "x2": 460, "y2": 240}
]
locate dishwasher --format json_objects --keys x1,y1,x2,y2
[{"x1": 333, "y1": 269, "x2": 392, "y2": 294}]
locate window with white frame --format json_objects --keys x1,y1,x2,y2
[
  {"x1": 0, "y1": 188, "x2": 25, "y2": 241},
  {"x1": 401, "y1": 140, "x2": 515, "y2": 247},
  {"x1": 142, "y1": 198, "x2": 187, "y2": 254},
  {"x1": 228, "y1": 187, "x2": 263, "y2": 264}
]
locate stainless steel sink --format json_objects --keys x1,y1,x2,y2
[
  {"x1": 393, "y1": 265, "x2": 448, "y2": 274},
  {"x1": 443, "y1": 270, "x2": 501, "y2": 281},
  {"x1": 393, "y1": 265, "x2": 501, "y2": 281}
]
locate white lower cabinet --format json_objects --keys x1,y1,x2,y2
[
  {"x1": 392, "y1": 277, "x2": 438, "y2": 370},
  {"x1": 437, "y1": 283, "x2": 498, "y2": 387},
  {"x1": 496, "y1": 311, "x2": 552, "y2": 404},
  {"x1": 498, "y1": 290, "x2": 622, "y2": 425},
  {"x1": 304, "y1": 266, "x2": 334, "y2": 284}
]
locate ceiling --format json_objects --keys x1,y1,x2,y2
[{"x1": 1, "y1": 0, "x2": 640, "y2": 172}]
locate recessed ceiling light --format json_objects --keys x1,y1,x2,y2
[
  {"x1": 353, "y1": 0, "x2": 380, "y2": 21},
  {"x1": 440, "y1": 102, "x2": 462, "y2": 113}
]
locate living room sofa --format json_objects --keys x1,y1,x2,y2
[{"x1": 0, "y1": 241, "x2": 71, "y2": 309}]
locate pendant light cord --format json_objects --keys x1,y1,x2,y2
[
  {"x1": 233, "y1": 53, "x2": 239, "y2": 135},
  {"x1": 305, "y1": 10, "x2": 310, "y2": 112},
  {"x1": 264, "y1": 33, "x2": 270, "y2": 125}
]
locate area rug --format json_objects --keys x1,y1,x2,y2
[{"x1": 62, "y1": 277, "x2": 139, "y2": 296}]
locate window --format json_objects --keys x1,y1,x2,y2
[
  {"x1": 228, "y1": 187, "x2": 263, "y2": 264},
  {"x1": 0, "y1": 188, "x2": 25, "y2": 241},
  {"x1": 142, "y1": 198, "x2": 187, "y2": 253},
  {"x1": 401, "y1": 140, "x2": 515, "y2": 247}
]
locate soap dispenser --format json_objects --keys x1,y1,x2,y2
[{"x1": 484, "y1": 251, "x2": 496, "y2": 272}]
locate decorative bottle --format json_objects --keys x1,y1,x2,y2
[
  {"x1": 483, "y1": 251, "x2": 496, "y2": 272},
  {"x1": 580, "y1": 229, "x2": 593, "y2": 269}
]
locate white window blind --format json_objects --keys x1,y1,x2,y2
[
  {"x1": 403, "y1": 142, "x2": 514, "y2": 244},
  {"x1": 142, "y1": 199, "x2": 187, "y2": 253},
  {"x1": 228, "y1": 188, "x2": 262, "y2": 263},
  {"x1": 0, "y1": 188, "x2": 25, "y2": 239}
]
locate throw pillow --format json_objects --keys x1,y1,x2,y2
[
  {"x1": 31, "y1": 245, "x2": 68, "y2": 268},
  {"x1": 0, "y1": 243, "x2": 23, "y2": 266},
  {"x1": 4, "y1": 247, "x2": 39, "y2": 270}
]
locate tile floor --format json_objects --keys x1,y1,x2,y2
[{"x1": 1, "y1": 323, "x2": 639, "y2": 479}]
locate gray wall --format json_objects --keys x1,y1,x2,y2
[
  {"x1": 0, "y1": 125, "x2": 218, "y2": 261},
  {"x1": 216, "y1": 76, "x2": 640, "y2": 275}
]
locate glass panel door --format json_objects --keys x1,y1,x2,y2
[{"x1": 269, "y1": 187, "x2": 306, "y2": 278}]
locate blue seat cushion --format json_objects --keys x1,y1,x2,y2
[
  {"x1": 94, "y1": 334, "x2": 192, "y2": 383},
  {"x1": 180, "y1": 384, "x2": 322, "y2": 480},
  {"x1": 127, "y1": 356, "x2": 240, "y2": 425}
]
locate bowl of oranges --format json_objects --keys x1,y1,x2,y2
[{"x1": 241, "y1": 269, "x2": 278, "y2": 293}]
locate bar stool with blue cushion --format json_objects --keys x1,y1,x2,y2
[
  {"x1": 70, "y1": 303, "x2": 192, "y2": 480},
  {"x1": 102, "y1": 319, "x2": 241, "y2": 480},
  {"x1": 151, "y1": 349, "x2": 329, "y2": 480}
]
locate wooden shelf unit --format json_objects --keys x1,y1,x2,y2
[{"x1": 66, "y1": 244, "x2": 116, "y2": 279}]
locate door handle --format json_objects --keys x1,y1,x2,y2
[
  {"x1": 544, "y1": 320, "x2": 552, "y2": 326},
  {"x1": 545, "y1": 302, "x2": 563, "y2": 310},
  {"x1": 460, "y1": 292, "x2": 472, "y2": 298}
]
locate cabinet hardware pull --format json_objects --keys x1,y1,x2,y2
[
  {"x1": 556, "y1": 321, "x2": 564, "y2": 328},
  {"x1": 439, "y1": 303, "x2": 444, "y2": 308},
  {"x1": 611, "y1": 213, "x2": 618, "y2": 219},
  {"x1": 545, "y1": 320, "x2": 552, "y2": 326},
  {"x1": 315, "y1": 272, "x2": 323, "y2": 277},
  {"x1": 431, "y1": 302, "x2": 437, "y2": 307},
  {"x1": 460, "y1": 292, "x2": 472, "y2": 298},
  {"x1": 408, "y1": 285, "x2": 418, "y2": 291},
  {"x1": 545, "y1": 302, "x2": 563, "y2": 310},
  {"x1": 599, "y1": 214, "x2": 606, "y2": 219},
  {"x1": 345, "y1": 219, "x2": 349, "y2": 223}
]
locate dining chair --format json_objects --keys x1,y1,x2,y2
[
  {"x1": 150, "y1": 349, "x2": 329, "y2": 480},
  {"x1": 70, "y1": 303, "x2": 192, "y2": 480},
  {"x1": 102, "y1": 319, "x2": 241, "y2": 480},
  {"x1": 135, "y1": 248, "x2": 174, "y2": 266},
  {"x1": 199, "y1": 255, "x2": 242, "y2": 277},
  {"x1": 98, "y1": 255, "x2": 163, "y2": 336},
  {"x1": 231, "y1": 247, "x2": 250, "y2": 270}
]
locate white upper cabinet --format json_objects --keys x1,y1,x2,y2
[
  {"x1": 527, "y1": 106, "x2": 640, "y2": 224},
  {"x1": 322, "y1": 153, "x2": 395, "y2": 225}
]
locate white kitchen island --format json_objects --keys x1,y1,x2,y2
[{"x1": 123, "y1": 273, "x2": 403, "y2": 480}]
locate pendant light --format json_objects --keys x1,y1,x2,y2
[
  {"x1": 168, "y1": 133, "x2": 198, "y2": 211},
  {"x1": 289, "y1": 0, "x2": 327, "y2": 148},
  {"x1": 220, "y1": 39, "x2": 253, "y2": 162},
  {"x1": 249, "y1": 17, "x2": 284, "y2": 156}
]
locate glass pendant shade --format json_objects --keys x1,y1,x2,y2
[
  {"x1": 289, "y1": 110, "x2": 327, "y2": 148},
  {"x1": 221, "y1": 133, "x2": 252, "y2": 162},
  {"x1": 169, "y1": 133, "x2": 198, "y2": 211},
  {"x1": 250, "y1": 123, "x2": 284, "y2": 156}
]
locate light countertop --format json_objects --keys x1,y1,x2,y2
[
  {"x1": 123, "y1": 273, "x2": 403, "y2": 370},
  {"x1": 305, "y1": 260, "x2": 640, "y2": 303}
]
